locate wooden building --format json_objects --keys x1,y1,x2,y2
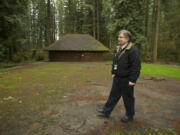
[{"x1": 46, "y1": 34, "x2": 109, "y2": 62}]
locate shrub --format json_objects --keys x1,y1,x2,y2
[
  {"x1": 32, "y1": 49, "x2": 48, "y2": 61},
  {"x1": 12, "y1": 54, "x2": 24, "y2": 63}
]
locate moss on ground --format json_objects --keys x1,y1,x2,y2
[
  {"x1": 0, "y1": 62, "x2": 179, "y2": 134},
  {"x1": 0, "y1": 62, "x2": 111, "y2": 133}
]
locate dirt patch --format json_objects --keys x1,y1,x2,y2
[
  {"x1": 0, "y1": 63, "x2": 180, "y2": 135},
  {"x1": 136, "y1": 93, "x2": 152, "y2": 99},
  {"x1": 90, "y1": 119, "x2": 147, "y2": 135},
  {"x1": 60, "y1": 95, "x2": 107, "y2": 103},
  {"x1": 30, "y1": 122, "x2": 41, "y2": 130},
  {"x1": 163, "y1": 112, "x2": 180, "y2": 133},
  {"x1": 140, "y1": 74, "x2": 180, "y2": 97}
]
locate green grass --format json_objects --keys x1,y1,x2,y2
[
  {"x1": 106, "y1": 61, "x2": 180, "y2": 78},
  {"x1": 110, "y1": 128, "x2": 178, "y2": 135},
  {"x1": 0, "y1": 62, "x2": 45, "y2": 73},
  {"x1": 141, "y1": 63, "x2": 180, "y2": 78},
  {"x1": 0, "y1": 62, "x2": 179, "y2": 134}
]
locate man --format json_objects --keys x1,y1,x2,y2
[{"x1": 97, "y1": 30, "x2": 141, "y2": 122}]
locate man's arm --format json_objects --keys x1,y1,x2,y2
[
  {"x1": 111, "y1": 52, "x2": 117, "y2": 75},
  {"x1": 128, "y1": 47, "x2": 141, "y2": 84}
]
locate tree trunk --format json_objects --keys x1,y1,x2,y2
[
  {"x1": 93, "y1": 0, "x2": 96, "y2": 38},
  {"x1": 57, "y1": 0, "x2": 64, "y2": 38},
  {"x1": 145, "y1": 0, "x2": 149, "y2": 38},
  {"x1": 150, "y1": 0, "x2": 155, "y2": 47},
  {"x1": 46, "y1": 0, "x2": 51, "y2": 46},
  {"x1": 96, "y1": 0, "x2": 100, "y2": 40},
  {"x1": 153, "y1": 0, "x2": 160, "y2": 63}
]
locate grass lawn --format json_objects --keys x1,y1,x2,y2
[
  {"x1": 105, "y1": 61, "x2": 180, "y2": 78},
  {"x1": 0, "y1": 62, "x2": 179, "y2": 134},
  {"x1": 0, "y1": 62, "x2": 112, "y2": 134},
  {"x1": 0, "y1": 62, "x2": 111, "y2": 114},
  {"x1": 141, "y1": 63, "x2": 180, "y2": 78},
  {"x1": 1, "y1": 62, "x2": 180, "y2": 78},
  {"x1": 110, "y1": 128, "x2": 178, "y2": 135}
]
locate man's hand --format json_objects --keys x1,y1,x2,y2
[
  {"x1": 112, "y1": 74, "x2": 115, "y2": 78},
  {"x1": 129, "y1": 81, "x2": 135, "y2": 86}
]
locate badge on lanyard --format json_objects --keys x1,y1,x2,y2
[{"x1": 114, "y1": 64, "x2": 117, "y2": 70}]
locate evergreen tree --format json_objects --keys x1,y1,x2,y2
[{"x1": 0, "y1": 0, "x2": 29, "y2": 62}]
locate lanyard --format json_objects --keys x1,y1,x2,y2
[{"x1": 116, "y1": 43, "x2": 129, "y2": 60}]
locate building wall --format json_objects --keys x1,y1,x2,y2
[{"x1": 49, "y1": 51, "x2": 106, "y2": 62}]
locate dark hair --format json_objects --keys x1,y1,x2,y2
[{"x1": 118, "y1": 30, "x2": 132, "y2": 42}]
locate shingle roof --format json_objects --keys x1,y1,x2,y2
[{"x1": 46, "y1": 34, "x2": 109, "y2": 51}]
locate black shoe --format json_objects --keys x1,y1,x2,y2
[
  {"x1": 121, "y1": 115, "x2": 133, "y2": 123},
  {"x1": 96, "y1": 108, "x2": 109, "y2": 118}
]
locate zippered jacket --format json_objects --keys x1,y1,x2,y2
[{"x1": 112, "y1": 42, "x2": 141, "y2": 83}]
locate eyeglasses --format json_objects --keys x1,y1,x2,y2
[{"x1": 118, "y1": 36, "x2": 126, "y2": 39}]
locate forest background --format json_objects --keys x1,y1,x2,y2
[{"x1": 0, "y1": 0, "x2": 180, "y2": 64}]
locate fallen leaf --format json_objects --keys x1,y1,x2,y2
[
  {"x1": 43, "y1": 110, "x2": 52, "y2": 115},
  {"x1": 12, "y1": 98, "x2": 18, "y2": 102},
  {"x1": 3, "y1": 96, "x2": 14, "y2": 101},
  {"x1": 30, "y1": 122, "x2": 41, "y2": 130},
  {"x1": 19, "y1": 100, "x2": 22, "y2": 103}
]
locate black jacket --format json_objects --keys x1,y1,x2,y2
[{"x1": 112, "y1": 43, "x2": 141, "y2": 83}]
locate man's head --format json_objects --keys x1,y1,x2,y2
[{"x1": 117, "y1": 30, "x2": 131, "y2": 46}]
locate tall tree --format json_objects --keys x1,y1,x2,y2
[
  {"x1": 0, "y1": 0, "x2": 29, "y2": 62},
  {"x1": 92, "y1": 0, "x2": 96, "y2": 38},
  {"x1": 153, "y1": 0, "x2": 160, "y2": 63},
  {"x1": 96, "y1": 0, "x2": 100, "y2": 40},
  {"x1": 46, "y1": 0, "x2": 51, "y2": 45},
  {"x1": 57, "y1": 0, "x2": 64, "y2": 37},
  {"x1": 145, "y1": 0, "x2": 150, "y2": 38}
]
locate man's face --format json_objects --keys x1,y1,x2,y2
[{"x1": 118, "y1": 33, "x2": 129, "y2": 46}]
